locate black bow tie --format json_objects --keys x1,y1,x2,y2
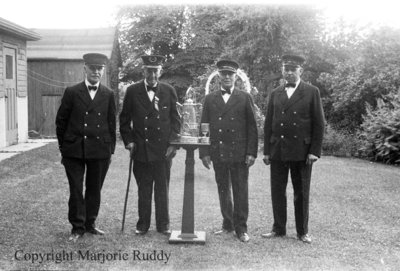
[
  {"x1": 147, "y1": 85, "x2": 157, "y2": 92},
  {"x1": 285, "y1": 83, "x2": 296, "y2": 88},
  {"x1": 88, "y1": 85, "x2": 97, "y2": 91},
  {"x1": 221, "y1": 89, "x2": 231, "y2": 95}
]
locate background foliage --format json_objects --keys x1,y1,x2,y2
[{"x1": 116, "y1": 5, "x2": 400, "y2": 165}]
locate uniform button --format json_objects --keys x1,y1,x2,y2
[
  {"x1": 157, "y1": 127, "x2": 161, "y2": 130},
  {"x1": 158, "y1": 139, "x2": 161, "y2": 141},
  {"x1": 281, "y1": 135, "x2": 284, "y2": 138},
  {"x1": 293, "y1": 123, "x2": 296, "y2": 126},
  {"x1": 146, "y1": 139, "x2": 149, "y2": 142},
  {"x1": 294, "y1": 135, "x2": 298, "y2": 138},
  {"x1": 280, "y1": 123, "x2": 283, "y2": 126},
  {"x1": 231, "y1": 117, "x2": 234, "y2": 120},
  {"x1": 84, "y1": 123, "x2": 88, "y2": 127},
  {"x1": 282, "y1": 111, "x2": 285, "y2": 114},
  {"x1": 97, "y1": 136, "x2": 100, "y2": 139},
  {"x1": 145, "y1": 127, "x2": 148, "y2": 131},
  {"x1": 97, "y1": 125, "x2": 100, "y2": 128},
  {"x1": 84, "y1": 136, "x2": 87, "y2": 139},
  {"x1": 220, "y1": 141, "x2": 223, "y2": 144},
  {"x1": 232, "y1": 129, "x2": 235, "y2": 132},
  {"x1": 219, "y1": 117, "x2": 222, "y2": 120},
  {"x1": 232, "y1": 141, "x2": 235, "y2": 145},
  {"x1": 220, "y1": 154, "x2": 224, "y2": 157},
  {"x1": 98, "y1": 113, "x2": 101, "y2": 116},
  {"x1": 145, "y1": 117, "x2": 148, "y2": 120},
  {"x1": 157, "y1": 116, "x2": 160, "y2": 119},
  {"x1": 85, "y1": 112, "x2": 88, "y2": 115},
  {"x1": 219, "y1": 129, "x2": 222, "y2": 132},
  {"x1": 294, "y1": 111, "x2": 297, "y2": 114}
]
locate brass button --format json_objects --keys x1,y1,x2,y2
[
  {"x1": 84, "y1": 123, "x2": 87, "y2": 127},
  {"x1": 281, "y1": 135, "x2": 284, "y2": 138}
]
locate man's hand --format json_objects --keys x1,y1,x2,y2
[
  {"x1": 125, "y1": 142, "x2": 136, "y2": 157},
  {"x1": 165, "y1": 146, "x2": 177, "y2": 160},
  {"x1": 245, "y1": 155, "x2": 255, "y2": 167},
  {"x1": 306, "y1": 154, "x2": 318, "y2": 165},
  {"x1": 201, "y1": 156, "x2": 211, "y2": 170},
  {"x1": 262, "y1": 155, "x2": 271, "y2": 166}
]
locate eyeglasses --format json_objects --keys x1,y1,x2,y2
[
  {"x1": 283, "y1": 66, "x2": 300, "y2": 72},
  {"x1": 218, "y1": 71, "x2": 235, "y2": 77},
  {"x1": 87, "y1": 65, "x2": 105, "y2": 71}
]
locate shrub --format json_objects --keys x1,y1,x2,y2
[
  {"x1": 322, "y1": 124, "x2": 361, "y2": 157},
  {"x1": 359, "y1": 90, "x2": 400, "y2": 165}
]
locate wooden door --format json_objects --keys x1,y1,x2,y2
[
  {"x1": 41, "y1": 95, "x2": 61, "y2": 136},
  {"x1": 4, "y1": 47, "x2": 18, "y2": 146}
]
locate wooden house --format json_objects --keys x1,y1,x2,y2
[
  {"x1": 27, "y1": 28, "x2": 121, "y2": 137},
  {"x1": 0, "y1": 17, "x2": 40, "y2": 148}
]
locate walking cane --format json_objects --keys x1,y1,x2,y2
[{"x1": 121, "y1": 151, "x2": 134, "y2": 232}]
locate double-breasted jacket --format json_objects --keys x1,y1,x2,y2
[
  {"x1": 55, "y1": 82, "x2": 116, "y2": 160},
  {"x1": 264, "y1": 81, "x2": 325, "y2": 161},
  {"x1": 119, "y1": 80, "x2": 180, "y2": 163},
  {"x1": 199, "y1": 89, "x2": 258, "y2": 163}
]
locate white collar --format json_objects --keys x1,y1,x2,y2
[
  {"x1": 85, "y1": 79, "x2": 100, "y2": 89},
  {"x1": 144, "y1": 79, "x2": 158, "y2": 88}
]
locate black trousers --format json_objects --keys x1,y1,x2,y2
[
  {"x1": 213, "y1": 161, "x2": 249, "y2": 235},
  {"x1": 270, "y1": 160, "x2": 312, "y2": 236},
  {"x1": 62, "y1": 157, "x2": 110, "y2": 234},
  {"x1": 133, "y1": 159, "x2": 169, "y2": 232}
]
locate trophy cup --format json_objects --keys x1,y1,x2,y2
[{"x1": 200, "y1": 123, "x2": 210, "y2": 144}]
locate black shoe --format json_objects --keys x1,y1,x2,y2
[
  {"x1": 135, "y1": 229, "x2": 148, "y2": 235},
  {"x1": 298, "y1": 234, "x2": 312, "y2": 244},
  {"x1": 86, "y1": 227, "x2": 105, "y2": 235},
  {"x1": 158, "y1": 229, "x2": 171, "y2": 235},
  {"x1": 261, "y1": 231, "x2": 285, "y2": 238},
  {"x1": 68, "y1": 233, "x2": 83, "y2": 243}
]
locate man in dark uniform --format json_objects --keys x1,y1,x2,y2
[
  {"x1": 56, "y1": 53, "x2": 116, "y2": 242},
  {"x1": 262, "y1": 54, "x2": 325, "y2": 244},
  {"x1": 199, "y1": 60, "x2": 258, "y2": 243},
  {"x1": 119, "y1": 55, "x2": 180, "y2": 235}
]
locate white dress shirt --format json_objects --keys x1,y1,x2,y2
[
  {"x1": 145, "y1": 79, "x2": 157, "y2": 102},
  {"x1": 85, "y1": 79, "x2": 100, "y2": 100},
  {"x1": 221, "y1": 86, "x2": 234, "y2": 103},
  {"x1": 285, "y1": 80, "x2": 300, "y2": 99}
]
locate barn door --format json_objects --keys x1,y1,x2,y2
[
  {"x1": 41, "y1": 95, "x2": 61, "y2": 136},
  {"x1": 4, "y1": 47, "x2": 18, "y2": 146}
]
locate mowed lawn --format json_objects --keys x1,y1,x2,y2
[{"x1": 0, "y1": 141, "x2": 399, "y2": 271}]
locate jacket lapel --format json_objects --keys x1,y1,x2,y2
[
  {"x1": 138, "y1": 80, "x2": 152, "y2": 111},
  {"x1": 88, "y1": 84, "x2": 107, "y2": 111},
  {"x1": 283, "y1": 81, "x2": 305, "y2": 111},
  {"x1": 211, "y1": 91, "x2": 226, "y2": 114},
  {"x1": 221, "y1": 89, "x2": 241, "y2": 116},
  {"x1": 77, "y1": 82, "x2": 92, "y2": 107}
]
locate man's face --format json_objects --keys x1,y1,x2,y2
[
  {"x1": 144, "y1": 67, "x2": 162, "y2": 86},
  {"x1": 282, "y1": 65, "x2": 303, "y2": 84},
  {"x1": 218, "y1": 70, "x2": 237, "y2": 89},
  {"x1": 84, "y1": 64, "x2": 104, "y2": 85}
]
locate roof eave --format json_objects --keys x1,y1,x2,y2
[{"x1": 0, "y1": 17, "x2": 41, "y2": 41}]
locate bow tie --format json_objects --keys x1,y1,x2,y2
[
  {"x1": 88, "y1": 85, "x2": 97, "y2": 91},
  {"x1": 221, "y1": 89, "x2": 231, "y2": 95},
  {"x1": 285, "y1": 83, "x2": 296, "y2": 88},
  {"x1": 147, "y1": 85, "x2": 157, "y2": 92}
]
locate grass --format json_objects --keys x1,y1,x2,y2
[{"x1": 0, "y1": 140, "x2": 400, "y2": 270}]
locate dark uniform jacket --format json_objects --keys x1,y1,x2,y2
[
  {"x1": 199, "y1": 88, "x2": 258, "y2": 163},
  {"x1": 119, "y1": 80, "x2": 180, "y2": 163},
  {"x1": 264, "y1": 80, "x2": 325, "y2": 161},
  {"x1": 55, "y1": 82, "x2": 116, "y2": 160}
]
